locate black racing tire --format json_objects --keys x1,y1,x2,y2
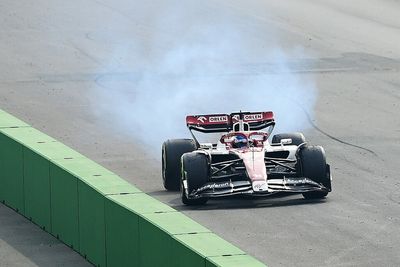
[
  {"x1": 162, "y1": 139, "x2": 197, "y2": 191},
  {"x1": 181, "y1": 152, "x2": 209, "y2": 205},
  {"x1": 272, "y1": 132, "x2": 306, "y2": 146},
  {"x1": 297, "y1": 145, "x2": 331, "y2": 199}
]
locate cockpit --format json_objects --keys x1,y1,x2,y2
[{"x1": 220, "y1": 131, "x2": 269, "y2": 149}]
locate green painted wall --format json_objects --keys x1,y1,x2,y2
[{"x1": 0, "y1": 109, "x2": 266, "y2": 267}]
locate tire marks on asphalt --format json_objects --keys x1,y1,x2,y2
[{"x1": 300, "y1": 105, "x2": 378, "y2": 157}]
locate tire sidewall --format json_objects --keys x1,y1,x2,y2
[
  {"x1": 181, "y1": 152, "x2": 209, "y2": 205},
  {"x1": 162, "y1": 139, "x2": 197, "y2": 191}
]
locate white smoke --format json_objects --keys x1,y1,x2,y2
[{"x1": 90, "y1": 2, "x2": 317, "y2": 154}]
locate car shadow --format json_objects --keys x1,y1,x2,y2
[
  {"x1": 183, "y1": 196, "x2": 327, "y2": 211},
  {"x1": 149, "y1": 190, "x2": 328, "y2": 211}
]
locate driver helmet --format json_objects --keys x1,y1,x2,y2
[{"x1": 233, "y1": 135, "x2": 248, "y2": 149}]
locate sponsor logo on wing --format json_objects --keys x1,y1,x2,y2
[
  {"x1": 197, "y1": 182, "x2": 230, "y2": 192},
  {"x1": 285, "y1": 178, "x2": 308, "y2": 184},
  {"x1": 197, "y1": 116, "x2": 207, "y2": 123},
  {"x1": 209, "y1": 116, "x2": 228, "y2": 123},
  {"x1": 252, "y1": 181, "x2": 268, "y2": 192},
  {"x1": 244, "y1": 113, "x2": 262, "y2": 121}
]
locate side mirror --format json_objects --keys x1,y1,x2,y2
[
  {"x1": 280, "y1": 138, "x2": 292, "y2": 145},
  {"x1": 220, "y1": 136, "x2": 234, "y2": 144},
  {"x1": 249, "y1": 133, "x2": 268, "y2": 142}
]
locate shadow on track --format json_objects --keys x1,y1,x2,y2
[{"x1": 149, "y1": 190, "x2": 327, "y2": 211}]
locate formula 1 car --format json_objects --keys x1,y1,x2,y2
[{"x1": 162, "y1": 111, "x2": 332, "y2": 205}]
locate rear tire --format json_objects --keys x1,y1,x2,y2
[
  {"x1": 297, "y1": 145, "x2": 331, "y2": 199},
  {"x1": 181, "y1": 152, "x2": 209, "y2": 205},
  {"x1": 162, "y1": 139, "x2": 197, "y2": 191},
  {"x1": 272, "y1": 132, "x2": 306, "y2": 146}
]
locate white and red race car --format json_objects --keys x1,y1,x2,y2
[{"x1": 162, "y1": 111, "x2": 332, "y2": 205}]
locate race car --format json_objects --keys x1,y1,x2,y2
[{"x1": 162, "y1": 111, "x2": 332, "y2": 205}]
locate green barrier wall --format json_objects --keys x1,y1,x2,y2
[
  {"x1": 0, "y1": 133, "x2": 24, "y2": 212},
  {"x1": 24, "y1": 149, "x2": 52, "y2": 230},
  {"x1": 0, "y1": 109, "x2": 267, "y2": 267}
]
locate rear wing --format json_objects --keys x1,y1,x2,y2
[{"x1": 186, "y1": 111, "x2": 275, "y2": 133}]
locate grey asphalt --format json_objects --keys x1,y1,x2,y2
[{"x1": 1, "y1": 0, "x2": 400, "y2": 266}]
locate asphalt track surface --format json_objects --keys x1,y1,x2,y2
[{"x1": 1, "y1": 0, "x2": 400, "y2": 266}]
